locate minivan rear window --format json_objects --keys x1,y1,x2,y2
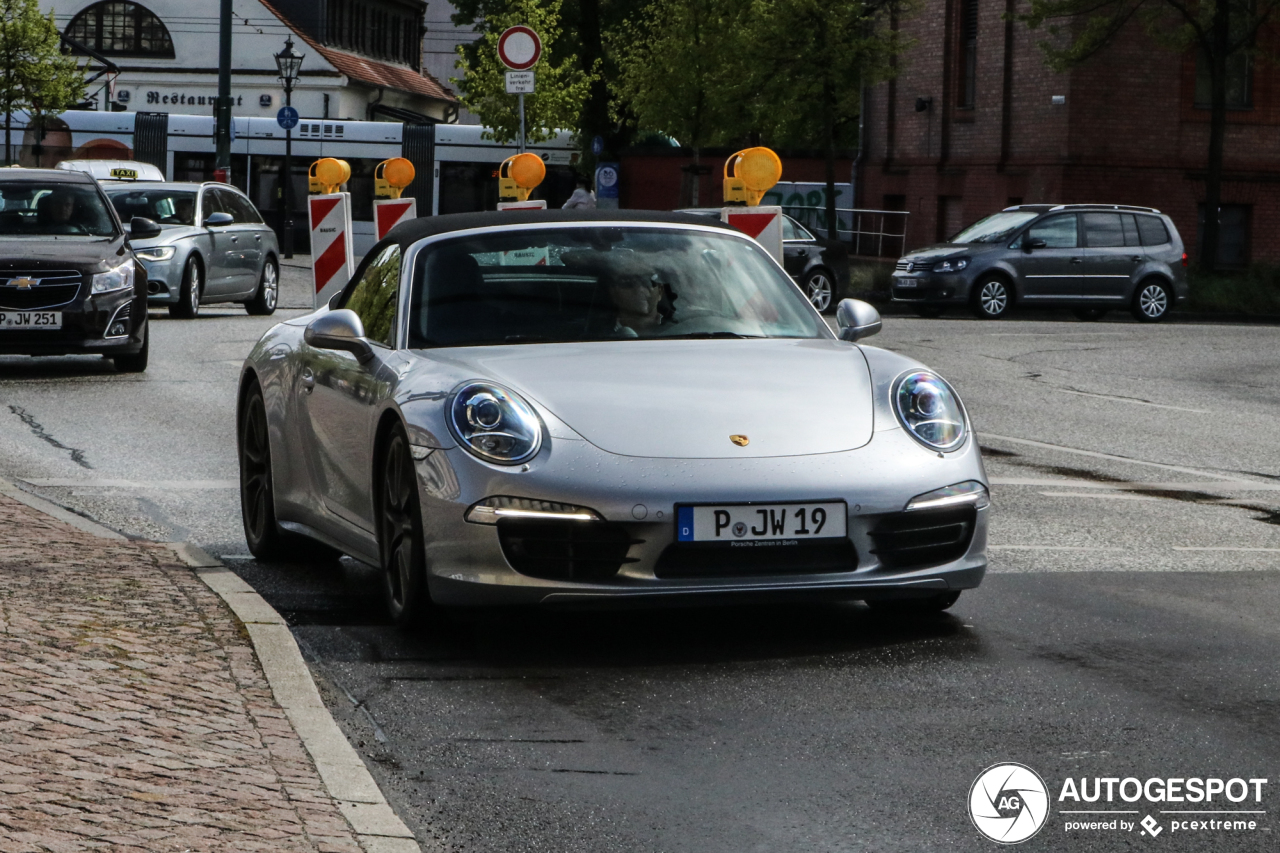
[{"x1": 1137, "y1": 215, "x2": 1170, "y2": 246}]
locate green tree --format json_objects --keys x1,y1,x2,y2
[
  {"x1": 451, "y1": 0, "x2": 596, "y2": 146},
  {"x1": 0, "y1": 0, "x2": 84, "y2": 165},
  {"x1": 610, "y1": 0, "x2": 753, "y2": 205},
  {"x1": 1020, "y1": 0, "x2": 1276, "y2": 271},
  {"x1": 746, "y1": 0, "x2": 908, "y2": 238}
]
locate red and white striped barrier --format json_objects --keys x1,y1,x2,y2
[
  {"x1": 374, "y1": 198, "x2": 417, "y2": 241},
  {"x1": 309, "y1": 193, "x2": 354, "y2": 308},
  {"x1": 497, "y1": 200, "x2": 547, "y2": 211},
  {"x1": 723, "y1": 206, "x2": 783, "y2": 266}
]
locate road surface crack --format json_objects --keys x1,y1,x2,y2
[{"x1": 8, "y1": 405, "x2": 91, "y2": 469}]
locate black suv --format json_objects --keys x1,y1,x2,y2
[
  {"x1": 891, "y1": 204, "x2": 1188, "y2": 321},
  {"x1": 0, "y1": 169, "x2": 157, "y2": 371}
]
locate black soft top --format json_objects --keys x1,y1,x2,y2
[{"x1": 385, "y1": 208, "x2": 739, "y2": 246}]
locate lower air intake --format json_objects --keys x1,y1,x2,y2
[
  {"x1": 869, "y1": 505, "x2": 976, "y2": 570},
  {"x1": 497, "y1": 519, "x2": 639, "y2": 581}
]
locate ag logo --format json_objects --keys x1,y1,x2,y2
[{"x1": 969, "y1": 763, "x2": 1049, "y2": 844}]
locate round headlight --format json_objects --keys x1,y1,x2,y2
[
  {"x1": 449, "y1": 382, "x2": 543, "y2": 464},
  {"x1": 894, "y1": 371, "x2": 966, "y2": 450}
]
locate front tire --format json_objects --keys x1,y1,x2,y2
[
  {"x1": 239, "y1": 382, "x2": 285, "y2": 558},
  {"x1": 246, "y1": 257, "x2": 279, "y2": 316},
  {"x1": 803, "y1": 269, "x2": 835, "y2": 313},
  {"x1": 1131, "y1": 279, "x2": 1172, "y2": 322},
  {"x1": 379, "y1": 425, "x2": 431, "y2": 628},
  {"x1": 971, "y1": 277, "x2": 1011, "y2": 319},
  {"x1": 112, "y1": 321, "x2": 148, "y2": 373},
  {"x1": 169, "y1": 256, "x2": 202, "y2": 319}
]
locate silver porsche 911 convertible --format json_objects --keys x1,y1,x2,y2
[{"x1": 237, "y1": 210, "x2": 988, "y2": 625}]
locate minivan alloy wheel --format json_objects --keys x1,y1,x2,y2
[
  {"x1": 1135, "y1": 281, "x2": 1170, "y2": 321},
  {"x1": 973, "y1": 278, "x2": 1010, "y2": 319}
]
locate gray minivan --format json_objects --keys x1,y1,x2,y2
[{"x1": 891, "y1": 204, "x2": 1188, "y2": 321}]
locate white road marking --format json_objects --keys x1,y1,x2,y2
[
  {"x1": 989, "y1": 545, "x2": 1128, "y2": 551},
  {"x1": 1052, "y1": 387, "x2": 1210, "y2": 415},
  {"x1": 980, "y1": 433, "x2": 1260, "y2": 483},
  {"x1": 1038, "y1": 491, "x2": 1162, "y2": 500},
  {"x1": 990, "y1": 477, "x2": 1280, "y2": 492},
  {"x1": 1171, "y1": 547, "x2": 1280, "y2": 553}
]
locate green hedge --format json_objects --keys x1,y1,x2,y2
[{"x1": 1186, "y1": 266, "x2": 1280, "y2": 315}]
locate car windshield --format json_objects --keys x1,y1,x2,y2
[
  {"x1": 0, "y1": 181, "x2": 117, "y2": 238},
  {"x1": 408, "y1": 225, "x2": 828, "y2": 348},
  {"x1": 950, "y1": 210, "x2": 1039, "y2": 244},
  {"x1": 106, "y1": 188, "x2": 196, "y2": 226}
]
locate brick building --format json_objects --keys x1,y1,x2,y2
[{"x1": 859, "y1": 1, "x2": 1280, "y2": 265}]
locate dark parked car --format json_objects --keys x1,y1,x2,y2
[
  {"x1": 679, "y1": 209, "x2": 851, "y2": 312},
  {"x1": 891, "y1": 204, "x2": 1188, "y2": 321},
  {"x1": 0, "y1": 169, "x2": 153, "y2": 371}
]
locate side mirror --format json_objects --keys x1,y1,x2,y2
[
  {"x1": 1023, "y1": 237, "x2": 1047, "y2": 253},
  {"x1": 129, "y1": 216, "x2": 162, "y2": 240},
  {"x1": 204, "y1": 211, "x2": 234, "y2": 227},
  {"x1": 835, "y1": 298, "x2": 882, "y2": 342},
  {"x1": 304, "y1": 309, "x2": 375, "y2": 364}
]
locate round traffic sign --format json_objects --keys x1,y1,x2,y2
[
  {"x1": 497, "y1": 26, "x2": 542, "y2": 71},
  {"x1": 277, "y1": 105, "x2": 299, "y2": 130}
]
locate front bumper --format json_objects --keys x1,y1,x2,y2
[
  {"x1": 0, "y1": 289, "x2": 146, "y2": 356},
  {"x1": 415, "y1": 427, "x2": 989, "y2": 607},
  {"x1": 140, "y1": 257, "x2": 183, "y2": 304},
  {"x1": 890, "y1": 272, "x2": 973, "y2": 304}
]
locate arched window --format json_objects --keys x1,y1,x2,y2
[{"x1": 65, "y1": 2, "x2": 175, "y2": 58}]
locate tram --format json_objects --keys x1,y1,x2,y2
[{"x1": 8, "y1": 111, "x2": 580, "y2": 254}]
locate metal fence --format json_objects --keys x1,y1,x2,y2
[{"x1": 782, "y1": 206, "x2": 910, "y2": 258}]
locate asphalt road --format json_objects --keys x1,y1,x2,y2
[{"x1": 1, "y1": 280, "x2": 1278, "y2": 851}]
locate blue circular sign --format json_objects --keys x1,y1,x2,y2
[
  {"x1": 591, "y1": 135, "x2": 604, "y2": 155},
  {"x1": 277, "y1": 106, "x2": 299, "y2": 130}
]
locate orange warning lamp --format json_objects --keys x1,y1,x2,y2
[
  {"x1": 374, "y1": 157, "x2": 416, "y2": 199},
  {"x1": 724, "y1": 147, "x2": 782, "y2": 206},
  {"x1": 499, "y1": 153, "x2": 546, "y2": 203},
  {"x1": 309, "y1": 158, "x2": 351, "y2": 194}
]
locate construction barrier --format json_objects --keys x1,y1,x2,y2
[
  {"x1": 723, "y1": 206, "x2": 784, "y2": 266},
  {"x1": 309, "y1": 193, "x2": 354, "y2": 308},
  {"x1": 374, "y1": 198, "x2": 417, "y2": 240}
]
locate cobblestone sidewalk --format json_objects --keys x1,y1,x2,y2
[{"x1": 0, "y1": 493, "x2": 363, "y2": 852}]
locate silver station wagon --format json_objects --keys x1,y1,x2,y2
[{"x1": 104, "y1": 182, "x2": 280, "y2": 318}]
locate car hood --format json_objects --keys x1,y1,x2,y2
[
  {"x1": 901, "y1": 242, "x2": 1003, "y2": 263},
  {"x1": 432, "y1": 338, "x2": 875, "y2": 459},
  {"x1": 0, "y1": 236, "x2": 129, "y2": 272}
]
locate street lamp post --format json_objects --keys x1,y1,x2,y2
[{"x1": 275, "y1": 37, "x2": 304, "y2": 259}]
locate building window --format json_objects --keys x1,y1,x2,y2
[
  {"x1": 958, "y1": 0, "x2": 978, "y2": 108},
  {"x1": 1194, "y1": 50, "x2": 1253, "y2": 108},
  {"x1": 65, "y1": 1, "x2": 174, "y2": 58},
  {"x1": 1197, "y1": 204, "x2": 1251, "y2": 267}
]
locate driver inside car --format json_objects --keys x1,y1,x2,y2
[
  {"x1": 37, "y1": 191, "x2": 77, "y2": 231},
  {"x1": 609, "y1": 270, "x2": 666, "y2": 337}
]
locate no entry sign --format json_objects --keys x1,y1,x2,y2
[{"x1": 497, "y1": 26, "x2": 541, "y2": 70}]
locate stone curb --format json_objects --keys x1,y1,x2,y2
[{"x1": 0, "y1": 478, "x2": 421, "y2": 853}]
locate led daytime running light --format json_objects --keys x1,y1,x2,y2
[
  {"x1": 905, "y1": 481, "x2": 989, "y2": 512},
  {"x1": 466, "y1": 496, "x2": 602, "y2": 525}
]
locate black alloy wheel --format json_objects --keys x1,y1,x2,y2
[
  {"x1": 1073, "y1": 307, "x2": 1108, "y2": 322},
  {"x1": 112, "y1": 321, "x2": 148, "y2": 373},
  {"x1": 972, "y1": 277, "x2": 1011, "y2": 320},
  {"x1": 246, "y1": 257, "x2": 279, "y2": 316},
  {"x1": 1132, "y1": 279, "x2": 1172, "y2": 323},
  {"x1": 239, "y1": 382, "x2": 285, "y2": 558},
  {"x1": 914, "y1": 305, "x2": 946, "y2": 319},
  {"x1": 803, "y1": 269, "x2": 835, "y2": 313},
  {"x1": 379, "y1": 426, "x2": 431, "y2": 628},
  {"x1": 867, "y1": 591, "x2": 962, "y2": 616},
  {"x1": 170, "y1": 255, "x2": 202, "y2": 319}
]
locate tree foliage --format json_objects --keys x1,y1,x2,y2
[
  {"x1": 0, "y1": 0, "x2": 84, "y2": 164},
  {"x1": 1020, "y1": 0, "x2": 1276, "y2": 270},
  {"x1": 451, "y1": 0, "x2": 597, "y2": 145}
]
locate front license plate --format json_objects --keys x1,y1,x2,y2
[
  {"x1": 894, "y1": 277, "x2": 918, "y2": 288},
  {"x1": 677, "y1": 502, "x2": 847, "y2": 543},
  {"x1": 0, "y1": 311, "x2": 61, "y2": 329}
]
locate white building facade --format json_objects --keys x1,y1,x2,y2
[{"x1": 51, "y1": 0, "x2": 457, "y2": 123}]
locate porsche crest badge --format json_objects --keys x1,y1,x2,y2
[{"x1": 730, "y1": 434, "x2": 749, "y2": 447}]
